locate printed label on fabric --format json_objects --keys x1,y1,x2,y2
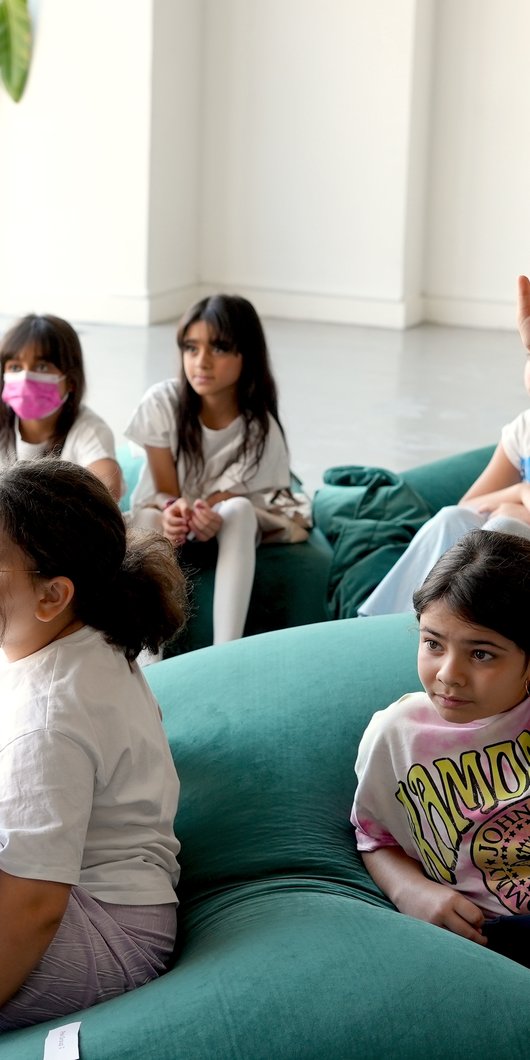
[{"x1": 43, "y1": 1022, "x2": 81, "y2": 1060}]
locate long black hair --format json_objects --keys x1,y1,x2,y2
[
  {"x1": 175, "y1": 294, "x2": 286, "y2": 482},
  {"x1": 0, "y1": 314, "x2": 86, "y2": 455},
  {"x1": 413, "y1": 529, "x2": 530, "y2": 656},
  {"x1": 0, "y1": 460, "x2": 187, "y2": 661}
]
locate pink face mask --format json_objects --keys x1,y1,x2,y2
[{"x1": 1, "y1": 370, "x2": 67, "y2": 420}]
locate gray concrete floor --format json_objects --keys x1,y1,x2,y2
[
  {"x1": 83, "y1": 317, "x2": 525, "y2": 497},
  {"x1": 4, "y1": 315, "x2": 525, "y2": 498}
]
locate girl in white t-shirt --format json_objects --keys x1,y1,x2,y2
[
  {"x1": 0, "y1": 313, "x2": 123, "y2": 500},
  {"x1": 359, "y1": 276, "x2": 530, "y2": 616},
  {"x1": 0, "y1": 459, "x2": 186, "y2": 1031},
  {"x1": 126, "y1": 293, "x2": 308, "y2": 645},
  {"x1": 352, "y1": 529, "x2": 530, "y2": 967}
]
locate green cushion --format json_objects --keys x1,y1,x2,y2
[
  {"x1": 154, "y1": 616, "x2": 420, "y2": 893},
  {"x1": 116, "y1": 443, "x2": 144, "y2": 513},
  {"x1": 115, "y1": 445, "x2": 333, "y2": 652},
  {"x1": 7, "y1": 615, "x2": 530, "y2": 1059},
  {"x1": 163, "y1": 528, "x2": 332, "y2": 655},
  {"x1": 402, "y1": 444, "x2": 496, "y2": 514}
]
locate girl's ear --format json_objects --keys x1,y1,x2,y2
[{"x1": 34, "y1": 577, "x2": 75, "y2": 623}]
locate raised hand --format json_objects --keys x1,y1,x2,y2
[{"x1": 517, "y1": 275, "x2": 530, "y2": 352}]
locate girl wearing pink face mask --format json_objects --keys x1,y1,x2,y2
[{"x1": 0, "y1": 314, "x2": 123, "y2": 501}]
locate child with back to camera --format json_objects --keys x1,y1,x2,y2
[
  {"x1": 358, "y1": 276, "x2": 530, "y2": 617},
  {"x1": 125, "y1": 293, "x2": 310, "y2": 645},
  {"x1": 0, "y1": 460, "x2": 186, "y2": 1031},
  {"x1": 352, "y1": 529, "x2": 530, "y2": 967},
  {"x1": 0, "y1": 313, "x2": 122, "y2": 500}
]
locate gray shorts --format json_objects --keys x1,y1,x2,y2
[{"x1": 0, "y1": 885, "x2": 177, "y2": 1032}]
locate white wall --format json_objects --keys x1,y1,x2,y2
[
  {"x1": 1, "y1": 1, "x2": 529, "y2": 328},
  {"x1": 424, "y1": 0, "x2": 530, "y2": 328},
  {"x1": 0, "y1": 0, "x2": 202, "y2": 325},
  {"x1": 147, "y1": 0, "x2": 203, "y2": 321},
  {"x1": 0, "y1": 0, "x2": 153, "y2": 323},
  {"x1": 199, "y1": 0, "x2": 433, "y2": 327}
]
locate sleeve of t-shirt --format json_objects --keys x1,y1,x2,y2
[
  {"x1": 501, "y1": 411, "x2": 530, "y2": 473},
  {"x1": 350, "y1": 713, "x2": 401, "y2": 853},
  {"x1": 0, "y1": 730, "x2": 94, "y2": 884},
  {"x1": 64, "y1": 410, "x2": 117, "y2": 467},
  {"x1": 124, "y1": 382, "x2": 177, "y2": 450}
]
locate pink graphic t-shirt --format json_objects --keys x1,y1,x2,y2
[{"x1": 351, "y1": 691, "x2": 530, "y2": 917}]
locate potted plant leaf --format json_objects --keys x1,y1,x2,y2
[{"x1": 0, "y1": 0, "x2": 31, "y2": 102}]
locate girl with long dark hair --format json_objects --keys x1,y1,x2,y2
[
  {"x1": 126, "y1": 294, "x2": 309, "y2": 644},
  {"x1": 0, "y1": 314, "x2": 122, "y2": 500}
]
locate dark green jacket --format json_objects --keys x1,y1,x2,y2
[{"x1": 313, "y1": 446, "x2": 494, "y2": 620}]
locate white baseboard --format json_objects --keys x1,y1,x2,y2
[
  {"x1": 424, "y1": 296, "x2": 517, "y2": 331},
  {"x1": 0, "y1": 285, "x2": 518, "y2": 331},
  {"x1": 195, "y1": 283, "x2": 425, "y2": 329},
  {"x1": 0, "y1": 283, "x2": 201, "y2": 327}
]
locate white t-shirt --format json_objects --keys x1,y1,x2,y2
[
  {"x1": 501, "y1": 408, "x2": 530, "y2": 481},
  {"x1": 0, "y1": 405, "x2": 117, "y2": 469},
  {"x1": 124, "y1": 379, "x2": 290, "y2": 510},
  {"x1": 351, "y1": 690, "x2": 530, "y2": 917},
  {"x1": 0, "y1": 627, "x2": 180, "y2": 905}
]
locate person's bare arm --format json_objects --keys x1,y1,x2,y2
[
  {"x1": 362, "y1": 847, "x2": 486, "y2": 945},
  {"x1": 0, "y1": 870, "x2": 72, "y2": 1005},
  {"x1": 458, "y1": 276, "x2": 530, "y2": 512},
  {"x1": 86, "y1": 457, "x2": 124, "y2": 503},
  {"x1": 145, "y1": 446, "x2": 180, "y2": 508},
  {"x1": 459, "y1": 443, "x2": 522, "y2": 508}
]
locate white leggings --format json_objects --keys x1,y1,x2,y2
[
  {"x1": 358, "y1": 505, "x2": 530, "y2": 616},
  {"x1": 133, "y1": 497, "x2": 258, "y2": 645},
  {"x1": 211, "y1": 497, "x2": 258, "y2": 643}
]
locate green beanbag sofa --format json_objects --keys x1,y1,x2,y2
[
  {"x1": 7, "y1": 614, "x2": 530, "y2": 1059},
  {"x1": 118, "y1": 445, "x2": 332, "y2": 653},
  {"x1": 313, "y1": 445, "x2": 495, "y2": 619}
]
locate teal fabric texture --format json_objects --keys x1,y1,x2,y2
[
  {"x1": 314, "y1": 446, "x2": 495, "y2": 619},
  {"x1": 116, "y1": 443, "x2": 144, "y2": 514},
  {"x1": 7, "y1": 616, "x2": 530, "y2": 1059},
  {"x1": 401, "y1": 444, "x2": 495, "y2": 513},
  {"x1": 163, "y1": 527, "x2": 332, "y2": 655}
]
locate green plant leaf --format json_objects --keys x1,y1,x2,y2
[{"x1": 0, "y1": 0, "x2": 32, "y2": 102}]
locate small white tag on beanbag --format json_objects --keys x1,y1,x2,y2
[{"x1": 43, "y1": 1022, "x2": 81, "y2": 1060}]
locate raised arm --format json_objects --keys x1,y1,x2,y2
[
  {"x1": 517, "y1": 274, "x2": 530, "y2": 352},
  {"x1": 362, "y1": 846, "x2": 486, "y2": 945}
]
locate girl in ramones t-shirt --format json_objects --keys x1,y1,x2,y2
[{"x1": 352, "y1": 529, "x2": 530, "y2": 967}]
